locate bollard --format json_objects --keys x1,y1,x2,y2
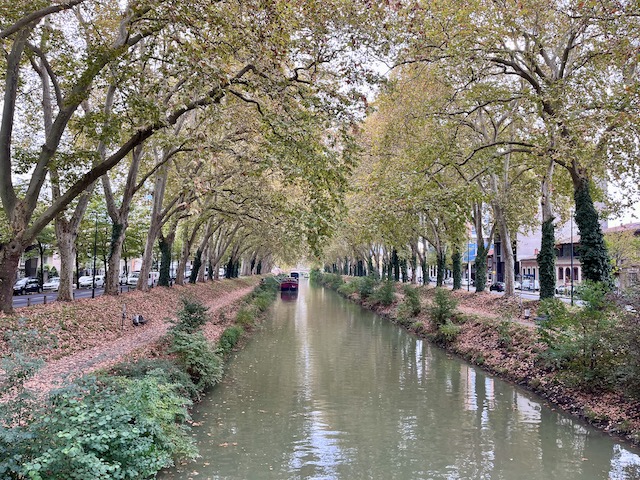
[
  {"x1": 27, "y1": 297, "x2": 31, "y2": 307},
  {"x1": 44, "y1": 295, "x2": 47, "y2": 305}
]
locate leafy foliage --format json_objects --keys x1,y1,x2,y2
[
  {"x1": 398, "y1": 285, "x2": 421, "y2": 319},
  {"x1": 173, "y1": 297, "x2": 210, "y2": 334},
  {"x1": 537, "y1": 282, "x2": 622, "y2": 388},
  {"x1": 218, "y1": 326, "x2": 244, "y2": 356},
  {"x1": 538, "y1": 218, "x2": 556, "y2": 299},
  {"x1": 435, "y1": 322, "x2": 461, "y2": 346},
  {"x1": 574, "y1": 182, "x2": 612, "y2": 288},
  {"x1": 10, "y1": 374, "x2": 195, "y2": 480},
  {"x1": 169, "y1": 331, "x2": 223, "y2": 393},
  {"x1": 427, "y1": 288, "x2": 458, "y2": 327},
  {"x1": 371, "y1": 280, "x2": 395, "y2": 306}
]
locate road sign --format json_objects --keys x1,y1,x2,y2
[{"x1": 463, "y1": 242, "x2": 477, "y2": 263}]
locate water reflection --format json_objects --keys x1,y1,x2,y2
[{"x1": 161, "y1": 283, "x2": 640, "y2": 480}]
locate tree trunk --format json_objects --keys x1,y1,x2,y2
[
  {"x1": 158, "y1": 232, "x2": 173, "y2": 287},
  {"x1": 190, "y1": 249, "x2": 203, "y2": 283},
  {"x1": 538, "y1": 160, "x2": 557, "y2": 300},
  {"x1": 0, "y1": 242, "x2": 22, "y2": 314},
  {"x1": 56, "y1": 223, "x2": 76, "y2": 301},
  {"x1": 496, "y1": 208, "x2": 515, "y2": 296},
  {"x1": 452, "y1": 247, "x2": 462, "y2": 290},
  {"x1": 104, "y1": 222, "x2": 126, "y2": 295},
  {"x1": 392, "y1": 249, "x2": 400, "y2": 282},
  {"x1": 436, "y1": 247, "x2": 445, "y2": 287}
]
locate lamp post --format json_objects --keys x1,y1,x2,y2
[
  {"x1": 91, "y1": 212, "x2": 98, "y2": 299},
  {"x1": 570, "y1": 208, "x2": 574, "y2": 306},
  {"x1": 467, "y1": 238, "x2": 471, "y2": 291}
]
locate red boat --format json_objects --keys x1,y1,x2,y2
[{"x1": 280, "y1": 276, "x2": 299, "y2": 291}]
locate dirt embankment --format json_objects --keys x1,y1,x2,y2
[
  {"x1": 353, "y1": 286, "x2": 640, "y2": 447},
  {"x1": 0, "y1": 277, "x2": 260, "y2": 398}
]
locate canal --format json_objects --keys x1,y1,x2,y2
[{"x1": 162, "y1": 281, "x2": 640, "y2": 479}]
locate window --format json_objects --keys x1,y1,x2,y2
[
  {"x1": 566, "y1": 267, "x2": 571, "y2": 280},
  {"x1": 558, "y1": 267, "x2": 564, "y2": 280},
  {"x1": 573, "y1": 267, "x2": 579, "y2": 282}
]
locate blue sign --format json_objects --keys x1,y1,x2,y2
[{"x1": 463, "y1": 242, "x2": 477, "y2": 263}]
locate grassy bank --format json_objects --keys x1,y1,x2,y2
[
  {"x1": 311, "y1": 270, "x2": 640, "y2": 447},
  {"x1": 0, "y1": 277, "x2": 280, "y2": 479}
]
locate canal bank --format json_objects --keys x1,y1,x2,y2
[
  {"x1": 163, "y1": 280, "x2": 640, "y2": 479},
  {"x1": 313, "y1": 272, "x2": 640, "y2": 449},
  {"x1": 0, "y1": 276, "x2": 276, "y2": 479}
]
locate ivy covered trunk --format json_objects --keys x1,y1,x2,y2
[
  {"x1": 0, "y1": 243, "x2": 21, "y2": 314},
  {"x1": 574, "y1": 179, "x2": 612, "y2": 287},
  {"x1": 392, "y1": 249, "x2": 400, "y2": 282},
  {"x1": 190, "y1": 249, "x2": 203, "y2": 283},
  {"x1": 158, "y1": 234, "x2": 173, "y2": 287},
  {"x1": 436, "y1": 248, "x2": 445, "y2": 287},
  {"x1": 538, "y1": 218, "x2": 556, "y2": 299},
  {"x1": 421, "y1": 261, "x2": 428, "y2": 287},
  {"x1": 475, "y1": 242, "x2": 488, "y2": 293},
  {"x1": 452, "y1": 248, "x2": 461, "y2": 290},
  {"x1": 538, "y1": 160, "x2": 556, "y2": 299},
  {"x1": 400, "y1": 258, "x2": 407, "y2": 283}
]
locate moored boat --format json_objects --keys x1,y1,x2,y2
[{"x1": 280, "y1": 276, "x2": 299, "y2": 291}]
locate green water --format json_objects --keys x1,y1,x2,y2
[{"x1": 161, "y1": 282, "x2": 640, "y2": 479}]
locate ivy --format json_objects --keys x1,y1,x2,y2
[{"x1": 538, "y1": 217, "x2": 556, "y2": 300}]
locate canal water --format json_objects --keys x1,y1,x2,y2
[{"x1": 162, "y1": 281, "x2": 640, "y2": 479}]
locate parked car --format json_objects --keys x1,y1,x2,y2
[
  {"x1": 42, "y1": 277, "x2": 60, "y2": 291},
  {"x1": 119, "y1": 273, "x2": 128, "y2": 285},
  {"x1": 443, "y1": 277, "x2": 453, "y2": 285},
  {"x1": 78, "y1": 275, "x2": 104, "y2": 288},
  {"x1": 489, "y1": 282, "x2": 505, "y2": 292},
  {"x1": 127, "y1": 271, "x2": 141, "y2": 286},
  {"x1": 514, "y1": 281, "x2": 522, "y2": 290},
  {"x1": 13, "y1": 277, "x2": 41, "y2": 295}
]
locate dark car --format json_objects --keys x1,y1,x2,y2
[
  {"x1": 13, "y1": 277, "x2": 41, "y2": 295},
  {"x1": 489, "y1": 282, "x2": 505, "y2": 292}
]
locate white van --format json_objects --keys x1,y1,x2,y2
[{"x1": 127, "y1": 271, "x2": 160, "y2": 286}]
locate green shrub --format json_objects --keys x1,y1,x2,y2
[
  {"x1": 169, "y1": 331, "x2": 223, "y2": 393},
  {"x1": 253, "y1": 291, "x2": 275, "y2": 313},
  {"x1": 358, "y1": 276, "x2": 376, "y2": 299},
  {"x1": 326, "y1": 273, "x2": 345, "y2": 289},
  {"x1": 218, "y1": 326, "x2": 244, "y2": 356},
  {"x1": 173, "y1": 297, "x2": 209, "y2": 333},
  {"x1": 537, "y1": 282, "x2": 623, "y2": 388},
  {"x1": 371, "y1": 280, "x2": 395, "y2": 305},
  {"x1": 402, "y1": 285, "x2": 421, "y2": 315},
  {"x1": 235, "y1": 307, "x2": 256, "y2": 327},
  {"x1": 309, "y1": 269, "x2": 323, "y2": 284},
  {"x1": 397, "y1": 285, "x2": 421, "y2": 321},
  {"x1": 107, "y1": 358, "x2": 198, "y2": 400},
  {"x1": 337, "y1": 280, "x2": 359, "y2": 297},
  {"x1": 428, "y1": 288, "x2": 458, "y2": 326},
  {"x1": 20, "y1": 376, "x2": 196, "y2": 480},
  {"x1": 497, "y1": 319, "x2": 513, "y2": 348},
  {"x1": 436, "y1": 321, "x2": 461, "y2": 345}
]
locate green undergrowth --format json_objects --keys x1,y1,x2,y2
[
  {"x1": 0, "y1": 279, "x2": 279, "y2": 479},
  {"x1": 312, "y1": 270, "x2": 398, "y2": 308}
]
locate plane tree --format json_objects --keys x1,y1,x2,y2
[{"x1": 397, "y1": 0, "x2": 640, "y2": 291}]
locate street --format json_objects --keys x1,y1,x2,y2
[{"x1": 12, "y1": 286, "x2": 136, "y2": 308}]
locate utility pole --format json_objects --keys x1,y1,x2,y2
[{"x1": 92, "y1": 212, "x2": 98, "y2": 299}]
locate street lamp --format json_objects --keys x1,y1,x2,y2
[
  {"x1": 570, "y1": 208, "x2": 574, "y2": 306},
  {"x1": 91, "y1": 212, "x2": 98, "y2": 299},
  {"x1": 467, "y1": 238, "x2": 471, "y2": 292}
]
